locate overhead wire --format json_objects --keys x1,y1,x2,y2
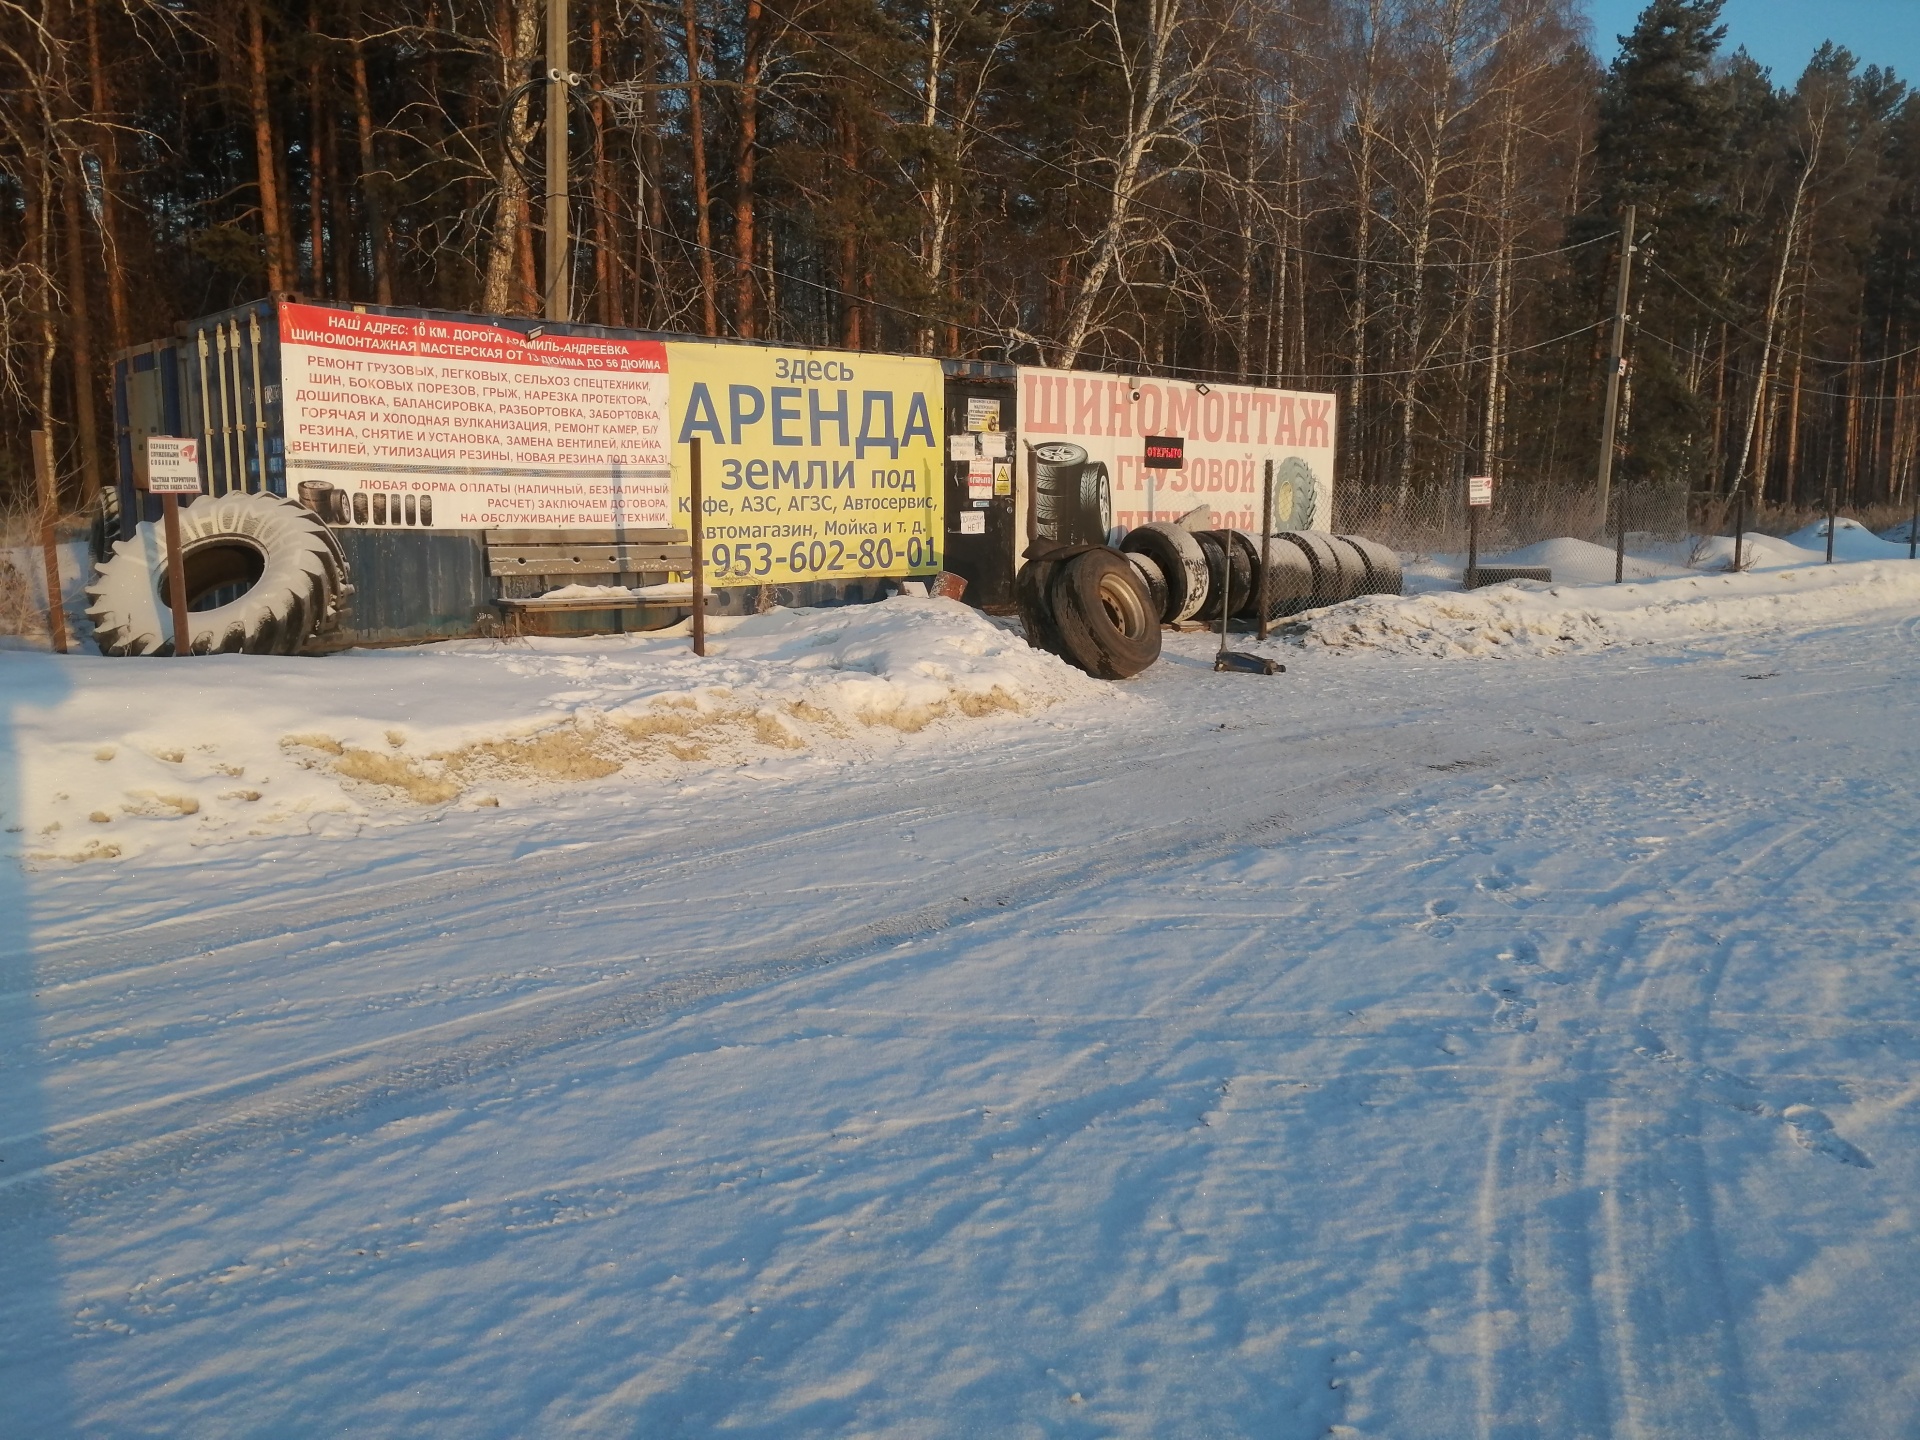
[
  {"x1": 562, "y1": 185, "x2": 1612, "y2": 385},
  {"x1": 734, "y1": 0, "x2": 1614, "y2": 273},
  {"x1": 1642, "y1": 260, "x2": 1920, "y2": 369}
]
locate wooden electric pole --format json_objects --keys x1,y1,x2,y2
[
  {"x1": 1595, "y1": 205, "x2": 1636, "y2": 522},
  {"x1": 545, "y1": 0, "x2": 570, "y2": 322}
]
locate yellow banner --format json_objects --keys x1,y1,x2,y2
[{"x1": 667, "y1": 342, "x2": 945, "y2": 585}]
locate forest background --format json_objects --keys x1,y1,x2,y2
[{"x1": 2, "y1": 0, "x2": 1916, "y2": 544}]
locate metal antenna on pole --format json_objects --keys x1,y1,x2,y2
[
  {"x1": 1595, "y1": 205, "x2": 1636, "y2": 523},
  {"x1": 545, "y1": 0, "x2": 570, "y2": 322}
]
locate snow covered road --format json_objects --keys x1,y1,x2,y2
[{"x1": 5, "y1": 595, "x2": 1920, "y2": 1436}]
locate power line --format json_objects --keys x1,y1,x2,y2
[
  {"x1": 1643, "y1": 260, "x2": 1920, "y2": 369},
  {"x1": 734, "y1": 0, "x2": 1612, "y2": 274},
  {"x1": 1636, "y1": 328, "x2": 1915, "y2": 402},
  {"x1": 569, "y1": 187, "x2": 1610, "y2": 385}
]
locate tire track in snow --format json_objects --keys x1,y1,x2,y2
[
  {"x1": 0, "y1": 718, "x2": 1679, "y2": 1228},
  {"x1": 1466, "y1": 755, "x2": 1837, "y2": 1438}
]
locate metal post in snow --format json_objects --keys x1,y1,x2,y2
[
  {"x1": 1826, "y1": 482, "x2": 1836, "y2": 564},
  {"x1": 1614, "y1": 484, "x2": 1626, "y2": 584},
  {"x1": 1733, "y1": 487, "x2": 1746, "y2": 572},
  {"x1": 1217, "y1": 530, "x2": 1232, "y2": 662},
  {"x1": 1258, "y1": 458, "x2": 1275, "y2": 642},
  {"x1": 30, "y1": 431, "x2": 68, "y2": 654},
  {"x1": 690, "y1": 437, "x2": 707, "y2": 657}
]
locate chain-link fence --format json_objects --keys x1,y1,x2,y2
[{"x1": 1333, "y1": 479, "x2": 1692, "y2": 563}]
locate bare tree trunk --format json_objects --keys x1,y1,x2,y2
[
  {"x1": 307, "y1": 6, "x2": 328, "y2": 295},
  {"x1": 482, "y1": 0, "x2": 540, "y2": 314},
  {"x1": 247, "y1": 0, "x2": 294, "y2": 293},
  {"x1": 85, "y1": 0, "x2": 129, "y2": 352},
  {"x1": 731, "y1": 0, "x2": 763, "y2": 337},
  {"x1": 351, "y1": 8, "x2": 392, "y2": 304},
  {"x1": 590, "y1": 2, "x2": 620, "y2": 325},
  {"x1": 58, "y1": 143, "x2": 102, "y2": 503},
  {"x1": 681, "y1": 0, "x2": 717, "y2": 333}
]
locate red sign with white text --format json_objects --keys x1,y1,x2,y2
[{"x1": 277, "y1": 302, "x2": 671, "y2": 530}]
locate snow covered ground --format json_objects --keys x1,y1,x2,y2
[{"x1": 6, "y1": 550, "x2": 1920, "y2": 1436}]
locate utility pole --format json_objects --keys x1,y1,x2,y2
[
  {"x1": 1595, "y1": 204, "x2": 1636, "y2": 522},
  {"x1": 545, "y1": 0, "x2": 570, "y2": 322}
]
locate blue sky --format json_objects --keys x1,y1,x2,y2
[{"x1": 1580, "y1": 0, "x2": 1920, "y2": 86}]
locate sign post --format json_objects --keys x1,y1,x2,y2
[
  {"x1": 141, "y1": 436, "x2": 204, "y2": 656},
  {"x1": 29, "y1": 430, "x2": 68, "y2": 655},
  {"x1": 1466, "y1": 473, "x2": 1493, "y2": 589},
  {"x1": 689, "y1": 437, "x2": 706, "y2": 657}
]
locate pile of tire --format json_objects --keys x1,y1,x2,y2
[
  {"x1": 1029, "y1": 442, "x2": 1113, "y2": 546},
  {"x1": 1015, "y1": 544, "x2": 1162, "y2": 679},
  {"x1": 87, "y1": 491, "x2": 353, "y2": 655},
  {"x1": 1117, "y1": 524, "x2": 1400, "y2": 625}
]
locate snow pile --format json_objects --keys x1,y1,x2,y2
[
  {"x1": 2, "y1": 596, "x2": 1105, "y2": 863},
  {"x1": 1785, "y1": 516, "x2": 1915, "y2": 561},
  {"x1": 1281, "y1": 553, "x2": 1920, "y2": 658},
  {"x1": 1485, "y1": 536, "x2": 1692, "y2": 584}
]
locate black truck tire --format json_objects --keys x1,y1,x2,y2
[
  {"x1": 86, "y1": 491, "x2": 351, "y2": 656},
  {"x1": 1049, "y1": 548, "x2": 1162, "y2": 679},
  {"x1": 1124, "y1": 550, "x2": 1169, "y2": 623},
  {"x1": 1220, "y1": 530, "x2": 1267, "y2": 618},
  {"x1": 1337, "y1": 535, "x2": 1404, "y2": 595},
  {"x1": 1119, "y1": 523, "x2": 1210, "y2": 622},
  {"x1": 1015, "y1": 551, "x2": 1067, "y2": 655},
  {"x1": 1278, "y1": 530, "x2": 1344, "y2": 608},
  {"x1": 1191, "y1": 530, "x2": 1252, "y2": 624},
  {"x1": 1249, "y1": 535, "x2": 1317, "y2": 619}
]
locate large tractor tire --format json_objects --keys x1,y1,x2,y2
[
  {"x1": 1119, "y1": 523, "x2": 1210, "y2": 623},
  {"x1": 86, "y1": 491, "x2": 351, "y2": 656}
]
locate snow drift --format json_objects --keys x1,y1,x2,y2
[{"x1": 2, "y1": 597, "x2": 1107, "y2": 863}]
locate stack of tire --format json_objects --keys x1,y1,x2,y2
[
  {"x1": 1030, "y1": 442, "x2": 1113, "y2": 546},
  {"x1": 87, "y1": 491, "x2": 353, "y2": 656},
  {"x1": 1116, "y1": 523, "x2": 1401, "y2": 626},
  {"x1": 1016, "y1": 545, "x2": 1162, "y2": 679}
]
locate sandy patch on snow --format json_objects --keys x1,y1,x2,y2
[{"x1": 3, "y1": 597, "x2": 1106, "y2": 863}]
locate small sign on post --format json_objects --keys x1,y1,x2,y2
[
  {"x1": 1465, "y1": 474, "x2": 1493, "y2": 589},
  {"x1": 139, "y1": 436, "x2": 202, "y2": 656}
]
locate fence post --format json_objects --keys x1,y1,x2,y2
[
  {"x1": 1732, "y1": 487, "x2": 1746, "y2": 571},
  {"x1": 1825, "y1": 482, "x2": 1836, "y2": 564},
  {"x1": 1258, "y1": 458, "x2": 1274, "y2": 641},
  {"x1": 1614, "y1": 483, "x2": 1626, "y2": 584}
]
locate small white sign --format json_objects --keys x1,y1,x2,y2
[
  {"x1": 950, "y1": 433, "x2": 979, "y2": 460},
  {"x1": 958, "y1": 511, "x2": 986, "y2": 535},
  {"x1": 1467, "y1": 474, "x2": 1494, "y2": 508},
  {"x1": 144, "y1": 436, "x2": 205, "y2": 494}
]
